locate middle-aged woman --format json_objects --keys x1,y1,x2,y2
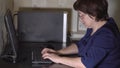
[{"x1": 42, "y1": 0, "x2": 120, "y2": 68}]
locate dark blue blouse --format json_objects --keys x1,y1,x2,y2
[{"x1": 76, "y1": 18, "x2": 120, "y2": 68}]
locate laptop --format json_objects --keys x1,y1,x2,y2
[
  {"x1": 17, "y1": 10, "x2": 68, "y2": 64},
  {"x1": 1, "y1": 9, "x2": 68, "y2": 64}
]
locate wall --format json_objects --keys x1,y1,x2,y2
[
  {"x1": 0, "y1": 0, "x2": 13, "y2": 54},
  {"x1": 13, "y1": 0, "x2": 78, "y2": 32},
  {"x1": 13, "y1": 0, "x2": 120, "y2": 40},
  {"x1": 108, "y1": 0, "x2": 120, "y2": 29}
]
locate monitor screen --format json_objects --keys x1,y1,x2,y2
[
  {"x1": 3, "y1": 9, "x2": 18, "y2": 62},
  {"x1": 18, "y1": 10, "x2": 68, "y2": 47}
]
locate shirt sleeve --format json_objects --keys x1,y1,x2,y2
[{"x1": 81, "y1": 29, "x2": 115, "y2": 68}]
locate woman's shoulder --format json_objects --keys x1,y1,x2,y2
[
  {"x1": 96, "y1": 17, "x2": 119, "y2": 37},
  {"x1": 92, "y1": 26, "x2": 116, "y2": 48},
  {"x1": 96, "y1": 26, "x2": 114, "y2": 38}
]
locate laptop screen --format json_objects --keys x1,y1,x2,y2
[
  {"x1": 4, "y1": 9, "x2": 18, "y2": 61},
  {"x1": 18, "y1": 10, "x2": 68, "y2": 48}
]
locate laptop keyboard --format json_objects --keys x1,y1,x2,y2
[{"x1": 32, "y1": 47, "x2": 52, "y2": 64}]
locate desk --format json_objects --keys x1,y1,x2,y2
[
  {"x1": 0, "y1": 58, "x2": 72, "y2": 68},
  {"x1": 0, "y1": 43, "x2": 73, "y2": 68}
]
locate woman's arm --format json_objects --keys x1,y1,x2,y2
[
  {"x1": 57, "y1": 43, "x2": 78, "y2": 55},
  {"x1": 42, "y1": 53, "x2": 86, "y2": 68},
  {"x1": 41, "y1": 43, "x2": 78, "y2": 56},
  {"x1": 59, "y1": 57, "x2": 86, "y2": 68}
]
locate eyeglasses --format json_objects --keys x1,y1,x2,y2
[
  {"x1": 78, "y1": 11, "x2": 86, "y2": 19},
  {"x1": 78, "y1": 11, "x2": 93, "y2": 19}
]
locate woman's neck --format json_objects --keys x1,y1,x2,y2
[{"x1": 91, "y1": 20, "x2": 107, "y2": 36}]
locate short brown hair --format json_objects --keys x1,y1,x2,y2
[{"x1": 73, "y1": 0, "x2": 109, "y2": 21}]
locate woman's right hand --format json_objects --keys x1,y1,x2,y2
[{"x1": 41, "y1": 48, "x2": 56, "y2": 55}]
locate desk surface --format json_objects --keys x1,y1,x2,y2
[
  {"x1": 0, "y1": 58, "x2": 72, "y2": 68},
  {"x1": 0, "y1": 43, "x2": 73, "y2": 68}
]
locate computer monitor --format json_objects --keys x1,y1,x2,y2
[
  {"x1": 18, "y1": 10, "x2": 68, "y2": 48},
  {"x1": 2, "y1": 9, "x2": 18, "y2": 63}
]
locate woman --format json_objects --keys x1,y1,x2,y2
[{"x1": 42, "y1": 0, "x2": 120, "y2": 68}]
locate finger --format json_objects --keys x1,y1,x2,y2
[
  {"x1": 42, "y1": 52, "x2": 49, "y2": 58},
  {"x1": 42, "y1": 48, "x2": 56, "y2": 54},
  {"x1": 42, "y1": 53, "x2": 51, "y2": 59},
  {"x1": 41, "y1": 48, "x2": 49, "y2": 54}
]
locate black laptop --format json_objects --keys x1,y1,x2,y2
[{"x1": 17, "y1": 10, "x2": 68, "y2": 64}]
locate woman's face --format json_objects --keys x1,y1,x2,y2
[{"x1": 78, "y1": 11, "x2": 95, "y2": 28}]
